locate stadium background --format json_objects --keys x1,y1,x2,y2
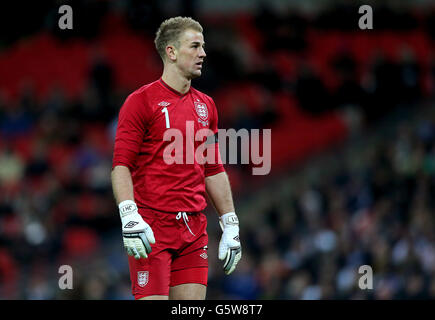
[{"x1": 0, "y1": 0, "x2": 434, "y2": 299}]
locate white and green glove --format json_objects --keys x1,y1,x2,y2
[
  {"x1": 218, "y1": 212, "x2": 242, "y2": 275},
  {"x1": 119, "y1": 200, "x2": 155, "y2": 259}
]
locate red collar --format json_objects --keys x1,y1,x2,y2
[{"x1": 159, "y1": 78, "x2": 190, "y2": 97}]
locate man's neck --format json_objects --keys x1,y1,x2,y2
[{"x1": 161, "y1": 67, "x2": 191, "y2": 95}]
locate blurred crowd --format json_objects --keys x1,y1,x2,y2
[
  {"x1": 225, "y1": 107, "x2": 435, "y2": 299},
  {"x1": 0, "y1": 0, "x2": 435, "y2": 299}
]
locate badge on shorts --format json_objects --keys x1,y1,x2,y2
[{"x1": 138, "y1": 271, "x2": 149, "y2": 287}]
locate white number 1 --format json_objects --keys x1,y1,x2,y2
[{"x1": 161, "y1": 106, "x2": 170, "y2": 128}]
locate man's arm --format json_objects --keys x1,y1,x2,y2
[
  {"x1": 111, "y1": 165, "x2": 135, "y2": 205},
  {"x1": 205, "y1": 171, "x2": 241, "y2": 275},
  {"x1": 205, "y1": 171, "x2": 235, "y2": 216}
]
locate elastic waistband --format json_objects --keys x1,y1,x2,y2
[
  {"x1": 167, "y1": 211, "x2": 200, "y2": 215},
  {"x1": 138, "y1": 206, "x2": 201, "y2": 215}
]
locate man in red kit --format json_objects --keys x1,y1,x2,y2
[{"x1": 111, "y1": 17, "x2": 242, "y2": 300}]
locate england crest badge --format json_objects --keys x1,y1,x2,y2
[
  {"x1": 194, "y1": 100, "x2": 209, "y2": 127},
  {"x1": 137, "y1": 271, "x2": 149, "y2": 287}
]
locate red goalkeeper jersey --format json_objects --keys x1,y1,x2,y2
[{"x1": 112, "y1": 78, "x2": 225, "y2": 213}]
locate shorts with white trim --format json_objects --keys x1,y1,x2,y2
[{"x1": 127, "y1": 207, "x2": 208, "y2": 299}]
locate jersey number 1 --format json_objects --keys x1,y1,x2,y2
[{"x1": 161, "y1": 107, "x2": 170, "y2": 128}]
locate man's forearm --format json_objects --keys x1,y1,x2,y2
[
  {"x1": 205, "y1": 171, "x2": 235, "y2": 216},
  {"x1": 111, "y1": 165, "x2": 135, "y2": 205}
]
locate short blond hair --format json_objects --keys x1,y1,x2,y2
[{"x1": 154, "y1": 16, "x2": 203, "y2": 61}]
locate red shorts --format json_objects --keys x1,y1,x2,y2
[{"x1": 127, "y1": 207, "x2": 209, "y2": 299}]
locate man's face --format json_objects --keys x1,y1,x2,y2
[{"x1": 172, "y1": 29, "x2": 206, "y2": 79}]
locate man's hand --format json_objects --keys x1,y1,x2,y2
[
  {"x1": 218, "y1": 212, "x2": 242, "y2": 275},
  {"x1": 119, "y1": 200, "x2": 155, "y2": 259}
]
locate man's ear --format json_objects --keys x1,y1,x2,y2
[{"x1": 165, "y1": 45, "x2": 177, "y2": 62}]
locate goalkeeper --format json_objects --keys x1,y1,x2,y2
[{"x1": 111, "y1": 17, "x2": 241, "y2": 300}]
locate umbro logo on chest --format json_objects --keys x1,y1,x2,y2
[{"x1": 158, "y1": 101, "x2": 171, "y2": 107}]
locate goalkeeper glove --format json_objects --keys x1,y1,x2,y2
[
  {"x1": 218, "y1": 212, "x2": 242, "y2": 275},
  {"x1": 119, "y1": 200, "x2": 155, "y2": 259}
]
